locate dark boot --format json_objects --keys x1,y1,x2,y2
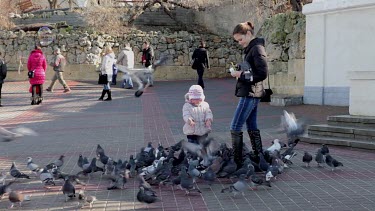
[
  {"x1": 0, "y1": 98, "x2": 2, "y2": 107},
  {"x1": 248, "y1": 129, "x2": 263, "y2": 163},
  {"x1": 231, "y1": 130, "x2": 243, "y2": 168},
  {"x1": 98, "y1": 89, "x2": 106, "y2": 100},
  {"x1": 104, "y1": 90, "x2": 112, "y2": 101}
]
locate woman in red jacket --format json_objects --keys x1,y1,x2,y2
[{"x1": 27, "y1": 46, "x2": 47, "y2": 105}]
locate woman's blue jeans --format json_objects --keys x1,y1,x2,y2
[{"x1": 230, "y1": 97, "x2": 260, "y2": 132}]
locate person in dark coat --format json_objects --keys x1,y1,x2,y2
[
  {"x1": 192, "y1": 41, "x2": 210, "y2": 89},
  {"x1": 230, "y1": 21, "x2": 268, "y2": 168},
  {"x1": 0, "y1": 52, "x2": 7, "y2": 107},
  {"x1": 141, "y1": 41, "x2": 154, "y2": 86}
]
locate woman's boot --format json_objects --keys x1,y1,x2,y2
[
  {"x1": 98, "y1": 89, "x2": 106, "y2": 100},
  {"x1": 248, "y1": 129, "x2": 264, "y2": 163},
  {"x1": 231, "y1": 130, "x2": 243, "y2": 168},
  {"x1": 104, "y1": 90, "x2": 112, "y2": 101}
]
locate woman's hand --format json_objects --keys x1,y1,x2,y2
[
  {"x1": 188, "y1": 118, "x2": 195, "y2": 126},
  {"x1": 231, "y1": 70, "x2": 242, "y2": 78}
]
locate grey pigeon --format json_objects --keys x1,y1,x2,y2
[
  {"x1": 325, "y1": 154, "x2": 343, "y2": 171},
  {"x1": 302, "y1": 151, "x2": 313, "y2": 167},
  {"x1": 77, "y1": 154, "x2": 84, "y2": 168},
  {"x1": 96, "y1": 144, "x2": 105, "y2": 157},
  {"x1": 250, "y1": 174, "x2": 271, "y2": 190},
  {"x1": 62, "y1": 178, "x2": 75, "y2": 202},
  {"x1": 231, "y1": 158, "x2": 251, "y2": 178},
  {"x1": 218, "y1": 158, "x2": 237, "y2": 178},
  {"x1": 321, "y1": 144, "x2": 329, "y2": 155},
  {"x1": 137, "y1": 187, "x2": 159, "y2": 204},
  {"x1": 10, "y1": 162, "x2": 30, "y2": 179},
  {"x1": 180, "y1": 167, "x2": 201, "y2": 195},
  {"x1": 259, "y1": 154, "x2": 269, "y2": 172},
  {"x1": 221, "y1": 174, "x2": 247, "y2": 197},
  {"x1": 40, "y1": 168, "x2": 55, "y2": 186},
  {"x1": 27, "y1": 157, "x2": 43, "y2": 175},
  {"x1": 8, "y1": 191, "x2": 30, "y2": 208},
  {"x1": 315, "y1": 149, "x2": 325, "y2": 167},
  {"x1": 201, "y1": 166, "x2": 216, "y2": 185},
  {"x1": 138, "y1": 175, "x2": 155, "y2": 194},
  {"x1": 45, "y1": 155, "x2": 65, "y2": 170},
  {"x1": 0, "y1": 181, "x2": 13, "y2": 199},
  {"x1": 78, "y1": 157, "x2": 104, "y2": 176}
]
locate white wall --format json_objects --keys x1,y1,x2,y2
[{"x1": 303, "y1": 0, "x2": 375, "y2": 105}]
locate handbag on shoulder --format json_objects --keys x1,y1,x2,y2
[
  {"x1": 260, "y1": 74, "x2": 273, "y2": 102},
  {"x1": 98, "y1": 73, "x2": 108, "y2": 84}
]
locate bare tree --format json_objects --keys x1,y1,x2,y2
[
  {"x1": 47, "y1": 0, "x2": 58, "y2": 9},
  {"x1": 0, "y1": 0, "x2": 16, "y2": 30}
]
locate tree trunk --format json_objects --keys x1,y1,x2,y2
[
  {"x1": 47, "y1": 0, "x2": 58, "y2": 9},
  {"x1": 69, "y1": 0, "x2": 73, "y2": 11}
]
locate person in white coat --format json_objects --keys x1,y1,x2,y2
[
  {"x1": 117, "y1": 43, "x2": 135, "y2": 89},
  {"x1": 99, "y1": 46, "x2": 116, "y2": 101}
]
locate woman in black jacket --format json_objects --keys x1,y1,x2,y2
[
  {"x1": 192, "y1": 41, "x2": 210, "y2": 89},
  {"x1": 0, "y1": 53, "x2": 7, "y2": 107},
  {"x1": 230, "y1": 21, "x2": 268, "y2": 168}
]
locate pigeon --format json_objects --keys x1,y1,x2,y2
[
  {"x1": 325, "y1": 154, "x2": 343, "y2": 171},
  {"x1": 281, "y1": 110, "x2": 305, "y2": 138},
  {"x1": 78, "y1": 157, "x2": 104, "y2": 176},
  {"x1": 0, "y1": 181, "x2": 13, "y2": 199},
  {"x1": 77, "y1": 154, "x2": 86, "y2": 169},
  {"x1": 138, "y1": 175, "x2": 155, "y2": 194},
  {"x1": 26, "y1": 157, "x2": 43, "y2": 175},
  {"x1": 137, "y1": 187, "x2": 159, "y2": 204},
  {"x1": 8, "y1": 191, "x2": 30, "y2": 208},
  {"x1": 221, "y1": 174, "x2": 247, "y2": 197},
  {"x1": 96, "y1": 144, "x2": 105, "y2": 157},
  {"x1": 0, "y1": 172, "x2": 6, "y2": 185},
  {"x1": 217, "y1": 158, "x2": 237, "y2": 178},
  {"x1": 201, "y1": 166, "x2": 216, "y2": 185},
  {"x1": 258, "y1": 154, "x2": 269, "y2": 172},
  {"x1": 45, "y1": 155, "x2": 65, "y2": 170},
  {"x1": 250, "y1": 174, "x2": 271, "y2": 190},
  {"x1": 315, "y1": 149, "x2": 325, "y2": 167},
  {"x1": 180, "y1": 167, "x2": 201, "y2": 195},
  {"x1": 10, "y1": 162, "x2": 30, "y2": 179},
  {"x1": 1, "y1": 126, "x2": 37, "y2": 142},
  {"x1": 302, "y1": 151, "x2": 313, "y2": 167},
  {"x1": 321, "y1": 144, "x2": 329, "y2": 155},
  {"x1": 62, "y1": 178, "x2": 76, "y2": 202},
  {"x1": 53, "y1": 155, "x2": 65, "y2": 168},
  {"x1": 40, "y1": 168, "x2": 55, "y2": 186},
  {"x1": 78, "y1": 190, "x2": 97, "y2": 208},
  {"x1": 267, "y1": 139, "x2": 281, "y2": 153}
]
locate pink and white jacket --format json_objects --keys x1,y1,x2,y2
[{"x1": 182, "y1": 94, "x2": 213, "y2": 136}]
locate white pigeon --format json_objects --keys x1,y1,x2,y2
[
  {"x1": 0, "y1": 126, "x2": 37, "y2": 142},
  {"x1": 281, "y1": 110, "x2": 305, "y2": 138},
  {"x1": 266, "y1": 139, "x2": 281, "y2": 153}
]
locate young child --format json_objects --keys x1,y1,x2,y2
[{"x1": 182, "y1": 85, "x2": 213, "y2": 144}]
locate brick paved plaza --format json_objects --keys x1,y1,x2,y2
[{"x1": 1, "y1": 78, "x2": 374, "y2": 211}]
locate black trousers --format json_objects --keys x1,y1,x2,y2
[
  {"x1": 197, "y1": 68, "x2": 205, "y2": 89},
  {"x1": 0, "y1": 83, "x2": 2, "y2": 99}
]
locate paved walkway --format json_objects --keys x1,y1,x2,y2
[{"x1": 0, "y1": 78, "x2": 374, "y2": 211}]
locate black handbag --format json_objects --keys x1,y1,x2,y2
[
  {"x1": 98, "y1": 73, "x2": 108, "y2": 84},
  {"x1": 28, "y1": 70, "x2": 35, "y2": 78},
  {"x1": 191, "y1": 59, "x2": 199, "y2": 70},
  {"x1": 260, "y1": 74, "x2": 273, "y2": 102}
]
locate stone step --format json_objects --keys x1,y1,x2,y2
[
  {"x1": 308, "y1": 124, "x2": 375, "y2": 140},
  {"x1": 270, "y1": 94, "x2": 303, "y2": 106},
  {"x1": 327, "y1": 115, "x2": 375, "y2": 128},
  {"x1": 300, "y1": 134, "x2": 375, "y2": 150}
]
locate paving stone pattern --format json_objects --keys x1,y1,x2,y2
[{"x1": 0, "y1": 79, "x2": 374, "y2": 211}]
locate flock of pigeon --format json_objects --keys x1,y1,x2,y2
[{"x1": 0, "y1": 111, "x2": 344, "y2": 209}]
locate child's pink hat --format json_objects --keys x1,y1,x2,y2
[{"x1": 188, "y1": 85, "x2": 205, "y2": 100}]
